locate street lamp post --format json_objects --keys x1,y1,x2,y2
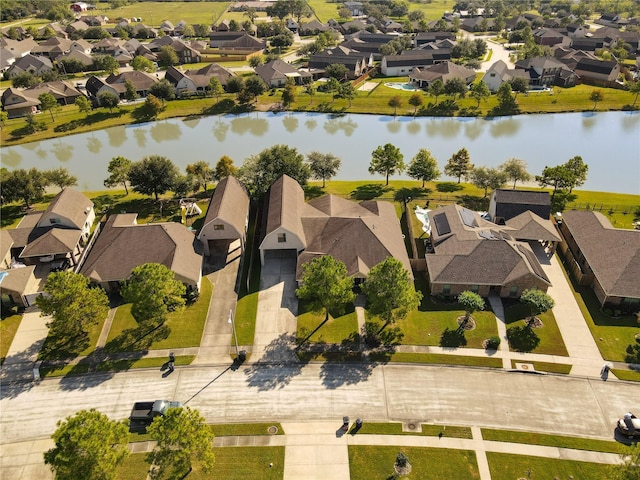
[{"x1": 228, "y1": 309, "x2": 245, "y2": 360}]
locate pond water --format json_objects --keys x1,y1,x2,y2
[{"x1": 1, "y1": 111, "x2": 639, "y2": 194}]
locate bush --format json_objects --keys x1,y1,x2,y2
[{"x1": 485, "y1": 336, "x2": 501, "y2": 350}]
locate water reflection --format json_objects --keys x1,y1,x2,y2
[
  {"x1": 621, "y1": 111, "x2": 640, "y2": 132},
  {"x1": 212, "y1": 119, "x2": 229, "y2": 142},
  {"x1": 2, "y1": 149, "x2": 21, "y2": 167},
  {"x1": 230, "y1": 116, "x2": 268, "y2": 136},
  {"x1": 305, "y1": 119, "x2": 317, "y2": 131},
  {"x1": 87, "y1": 136, "x2": 102, "y2": 153},
  {"x1": 464, "y1": 121, "x2": 485, "y2": 140},
  {"x1": 282, "y1": 115, "x2": 298, "y2": 133},
  {"x1": 323, "y1": 116, "x2": 357, "y2": 136},
  {"x1": 52, "y1": 142, "x2": 73, "y2": 162},
  {"x1": 183, "y1": 118, "x2": 200, "y2": 129},
  {"x1": 488, "y1": 117, "x2": 521, "y2": 137},
  {"x1": 407, "y1": 121, "x2": 421, "y2": 135},
  {"x1": 106, "y1": 126, "x2": 127, "y2": 147},
  {"x1": 426, "y1": 118, "x2": 462, "y2": 138},
  {"x1": 133, "y1": 129, "x2": 147, "y2": 148},
  {"x1": 35, "y1": 148, "x2": 46, "y2": 159},
  {"x1": 150, "y1": 121, "x2": 181, "y2": 142}
]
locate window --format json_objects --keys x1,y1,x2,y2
[
  {"x1": 49, "y1": 218, "x2": 60, "y2": 225},
  {"x1": 443, "y1": 284, "x2": 451, "y2": 295},
  {"x1": 214, "y1": 224, "x2": 225, "y2": 231},
  {"x1": 471, "y1": 285, "x2": 479, "y2": 293},
  {"x1": 510, "y1": 285, "x2": 518, "y2": 297},
  {"x1": 277, "y1": 233, "x2": 286, "y2": 243}
]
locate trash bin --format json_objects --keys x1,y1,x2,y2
[
  {"x1": 356, "y1": 418, "x2": 363, "y2": 427},
  {"x1": 238, "y1": 350, "x2": 247, "y2": 361}
]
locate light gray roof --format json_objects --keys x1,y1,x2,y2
[{"x1": 199, "y1": 176, "x2": 249, "y2": 238}]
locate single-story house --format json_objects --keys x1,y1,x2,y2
[
  {"x1": 414, "y1": 31, "x2": 456, "y2": 48},
  {"x1": 482, "y1": 60, "x2": 530, "y2": 92},
  {"x1": 197, "y1": 176, "x2": 250, "y2": 256},
  {"x1": 254, "y1": 59, "x2": 312, "y2": 87},
  {"x1": 558, "y1": 210, "x2": 640, "y2": 311},
  {"x1": 1, "y1": 81, "x2": 84, "y2": 118},
  {"x1": 380, "y1": 49, "x2": 452, "y2": 76},
  {"x1": 308, "y1": 47, "x2": 371, "y2": 80},
  {"x1": 5, "y1": 54, "x2": 53, "y2": 78},
  {"x1": 0, "y1": 265, "x2": 39, "y2": 308},
  {"x1": 218, "y1": 34, "x2": 266, "y2": 56},
  {"x1": 425, "y1": 204, "x2": 551, "y2": 298},
  {"x1": 164, "y1": 64, "x2": 236, "y2": 96},
  {"x1": 86, "y1": 70, "x2": 157, "y2": 104},
  {"x1": 78, "y1": 214, "x2": 202, "y2": 294},
  {"x1": 409, "y1": 61, "x2": 475, "y2": 89},
  {"x1": 259, "y1": 175, "x2": 412, "y2": 283}
]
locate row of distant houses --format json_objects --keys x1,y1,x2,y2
[{"x1": 2, "y1": 177, "x2": 638, "y2": 314}]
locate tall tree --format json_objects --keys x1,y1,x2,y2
[
  {"x1": 629, "y1": 80, "x2": 640, "y2": 106},
  {"x1": 44, "y1": 409, "x2": 129, "y2": 480},
  {"x1": 45, "y1": 167, "x2": 78, "y2": 191},
  {"x1": 444, "y1": 77, "x2": 467, "y2": 99},
  {"x1": 536, "y1": 164, "x2": 571, "y2": 201},
  {"x1": 186, "y1": 161, "x2": 213, "y2": 192},
  {"x1": 457, "y1": 291, "x2": 485, "y2": 323},
  {"x1": 104, "y1": 156, "x2": 132, "y2": 194},
  {"x1": 408, "y1": 93, "x2": 423, "y2": 116},
  {"x1": 281, "y1": 78, "x2": 297, "y2": 109},
  {"x1": 520, "y1": 289, "x2": 554, "y2": 324},
  {"x1": 307, "y1": 151, "x2": 341, "y2": 188},
  {"x1": 158, "y1": 45, "x2": 178, "y2": 67},
  {"x1": 429, "y1": 79, "x2": 445, "y2": 104},
  {"x1": 296, "y1": 255, "x2": 356, "y2": 323},
  {"x1": 214, "y1": 155, "x2": 237, "y2": 181},
  {"x1": 128, "y1": 155, "x2": 179, "y2": 200},
  {"x1": 469, "y1": 80, "x2": 490, "y2": 107},
  {"x1": 208, "y1": 77, "x2": 224, "y2": 102},
  {"x1": 590, "y1": 89, "x2": 603, "y2": 110},
  {"x1": 563, "y1": 155, "x2": 588, "y2": 193},
  {"x1": 407, "y1": 148, "x2": 440, "y2": 188},
  {"x1": 124, "y1": 79, "x2": 138, "y2": 101},
  {"x1": 75, "y1": 95, "x2": 91, "y2": 116},
  {"x1": 338, "y1": 81, "x2": 357, "y2": 107},
  {"x1": 469, "y1": 166, "x2": 507, "y2": 197},
  {"x1": 369, "y1": 143, "x2": 405, "y2": 185},
  {"x1": 496, "y1": 82, "x2": 518, "y2": 113},
  {"x1": 388, "y1": 95, "x2": 403, "y2": 116},
  {"x1": 361, "y1": 257, "x2": 422, "y2": 328},
  {"x1": 325, "y1": 63, "x2": 348, "y2": 80},
  {"x1": 500, "y1": 158, "x2": 531, "y2": 189},
  {"x1": 147, "y1": 407, "x2": 215, "y2": 480},
  {"x1": 149, "y1": 79, "x2": 175, "y2": 104},
  {"x1": 1, "y1": 167, "x2": 49, "y2": 208},
  {"x1": 509, "y1": 77, "x2": 529, "y2": 99},
  {"x1": 98, "y1": 91, "x2": 119, "y2": 112},
  {"x1": 38, "y1": 93, "x2": 59, "y2": 121},
  {"x1": 444, "y1": 148, "x2": 473, "y2": 183},
  {"x1": 244, "y1": 75, "x2": 267, "y2": 102},
  {"x1": 238, "y1": 144, "x2": 310, "y2": 198},
  {"x1": 37, "y1": 271, "x2": 109, "y2": 339},
  {"x1": 121, "y1": 263, "x2": 186, "y2": 324}
]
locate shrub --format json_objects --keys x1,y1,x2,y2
[{"x1": 485, "y1": 336, "x2": 501, "y2": 350}]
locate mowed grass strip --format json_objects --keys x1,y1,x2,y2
[
  {"x1": 352, "y1": 422, "x2": 472, "y2": 439},
  {"x1": 387, "y1": 352, "x2": 503, "y2": 368},
  {"x1": 487, "y1": 452, "x2": 614, "y2": 480},
  {"x1": 0, "y1": 313, "x2": 22, "y2": 365},
  {"x1": 509, "y1": 360, "x2": 572, "y2": 375},
  {"x1": 40, "y1": 355, "x2": 195, "y2": 378},
  {"x1": 481, "y1": 429, "x2": 631, "y2": 454},
  {"x1": 349, "y1": 445, "x2": 480, "y2": 480},
  {"x1": 504, "y1": 302, "x2": 569, "y2": 356},
  {"x1": 209, "y1": 423, "x2": 284, "y2": 436},
  {"x1": 297, "y1": 303, "x2": 359, "y2": 344}
]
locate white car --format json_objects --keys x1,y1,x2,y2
[
  {"x1": 616, "y1": 413, "x2": 640, "y2": 439},
  {"x1": 39, "y1": 255, "x2": 55, "y2": 263}
]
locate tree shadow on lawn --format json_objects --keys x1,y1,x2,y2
[
  {"x1": 506, "y1": 325, "x2": 540, "y2": 352},
  {"x1": 303, "y1": 185, "x2": 325, "y2": 200},
  {"x1": 244, "y1": 333, "x2": 308, "y2": 391},
  {"x1": 39, "y1": 329, "x2": 91, "y2": 361},
  {"x1": 103, "y1": 322, "x2": 171, "y2": 354},
  {"x1": 0, "y1": 204, "x2": 25, "y2": 228},
  {"x1": 350, "y1": 184, "x2": 391, "y2": 201},
  {"x1": 436, "y1": 182, "x2": 464, "y2": 193},
  {"x1": 394, "y1": 187, "x2": 431, "y2": 202},
  {"x1": 439, "y1": 327, "x2": 467, "y2": 348},
  {"x1": 111, "y1": 197, "x2": 179, "y2": 222}
]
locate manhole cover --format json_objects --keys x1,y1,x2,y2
[
  {"x1": 407, "y1": 423, "x2": 416, "y2": 430},
  {"x1": 268, "y1": 426, "x2": 278, "y2": 434}
]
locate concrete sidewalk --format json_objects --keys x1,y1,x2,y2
[{"x1": 1, "y1": 308, "x2": 50, "y2": 384}]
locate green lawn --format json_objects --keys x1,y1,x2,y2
[
  {"x1": 306, "y1": 0, "x2": 339, "y2": 22},
  {"x1": 481, "y1": 428, "x2": 633, "y2": 454},
  {"x1": 117, "y1": 447, "x2": 285, "y2": 480},
  {"x1": 556, "y1": 252, "x2": 639, "y2": 362},
  {"x1": 487, "y1": 452, "x2": 614, "y2": 480},
  {"x1": 387, "y1": 352, "x2": 504, "y2": 368},
  {"x1": 504, "y1": 302, "x2": 569, "y2": 356},
  {"x1": 209, "y1": 423, "x2": 284, "y2": 436},
  {"x1": 297, "y1": 302, "x2": 359, "y2": 344},
  {"x1": 40, "y1": 355, "x2": 195, "y2": 378},
  {"x1": 38, "y1": 306, "x2": 107, "y2": 360},
  {"x1": 352, "y1": 422, "x2": 472, "y2": 439},
  {"x1": 104, "y1": 277, "x2": 212, "y2": 353},
  {"x1": 0, "y1": 312, "x2": 22, "y2": 365},
  {"x1": 87, "y1": 1, "x2": 232, "y2": 27},
  {"x1": 510, "y1": 360, "x2": 572, "y2": 375},
  {"x1": 349, "y1": 445, "x2": 480, "y2": 480}
]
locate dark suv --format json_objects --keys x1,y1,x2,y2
[{"x1": 50, "y1": 259, "x2": 70, "y2": 272}]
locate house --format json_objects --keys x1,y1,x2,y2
[
  {"x1": 0, "y1": 37, "x2": 38, "y2": 60},
  {"x1": 414, "y1": 31, "x2": 456, "y2": 48},
  {"x1": 1, "y1": 81, "x2": 83, "y2": 118},
  {"x1": 409, "y1": 61, "x2": 475, "y2": 89},
  {"x1": 164, "y1": 63, "x2": 237, "y2": 97},
  {"x1": 86, "y1": 70, "x2": 157, "y2": 104},
  {"x1": 308, "y1": 47, "x2": 372, "y2": 79},
  {"x1": 218, "y1": 33, "x2": 266, "y2": 56},
  {"x1": 66, "y1": 20, "x2": 90, "y2": 35},
  {"x1": 573, "y1": 58, "x2": 620, "y2": 84},
  {"x1": 78, "y1": 214, "x2": 202, "y2": 294},
  {"x1": 197, "y1": 176, "x2": 250, "y2": 256},
  {"x1": 0, "y1": 264, "x2": 39, "y2": 308},
  {"x1": 489, "y1": 189, "x2": 551, "y2": 224},
  {"x1": 570, "y1": 37, "x2": 605, "y2": 52},
  {"x1": 147, "y1": 36, "x2": 201, "y2": 64},
  {"x1": 533, "y1": 28, "x2": 569, "y2": 47},
  {"x1": 482, "y1": 60, "x2": 530, "y2": 92},
  {"x1": 425, "y1": 204, "x2": 551, "y2": 298},
  {"x1": 299, "y1": 19, "x2": 330, "y2": 36},
  {"x1": 4, "y1": 188, "x2": 95, "y2": 268},
  {"x1": 57, "y1": 48, "x2": 95, "y2": 69},
  {"x1": 254, "y1": 59, "x2": 312, "y2": 87},
  {"x1": 340, "y1": 32, "x2": 398, "y2": 60},
  {"x1": 515, "y1": 56, "x2": 577, "y2": 87},
  {"x1": 344, "y1": 1, "x2": 364, "y2": 16},
  {"x1": 5, "y1": 54, "x2": 53, "y2": 78},
  {"x1": 259, "y1": 175, "x2": 412, "y2": 283},
  {"x1": 460, "y1": 16, "x2": 495, "y2": 32},
  {"x1": 380, "y1": 49, "x2": 452, "y2": 76},
  {"x1": 209, "y1": 31, "x2": 246, "y2": 48},
  {"x1": 31, "y1": 37, "x2": 92, "y2": 60},
  {"x1": 553, "y1": 47, "x2": 599, "y2": 71},
  {"x1": 70, "y1": 2, "x2": 88, "y2": 13},
  {"x1": 558, "y1": 210, "x2": 640, "y2": 312}
]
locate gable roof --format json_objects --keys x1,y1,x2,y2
[
  {"x1": 561, "y1": 210, "x2": 640, "y2": 299},
  {"x1": 493, "y1": 189, "x2": 550, "y2": 207},
  {"x1": 43, "y1": 187, "x2": 94, "y2": 229},
  {"x1": 264, "y1": 175, "x2": 306, "y2": 244},
  {"x1": 200, "y1": 176, "x2": 249, "y2": 237},
  {"x1": 505, "y1": 211, "x2": 562, "y2": 242}
]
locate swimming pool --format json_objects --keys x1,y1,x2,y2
[{"x1": 384, "y1": 82, "x2": 419, "y2": 92}]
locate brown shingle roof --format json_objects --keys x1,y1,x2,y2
[
  {"x1": 200, "y1": 176, "x2": 249, "y2": 238},
  {"x1": 505, "y1": 211, "x2": 562, "y2": 242},
  {"x1": 44, "y1": 187, "x2": 93, "y2": 230}
]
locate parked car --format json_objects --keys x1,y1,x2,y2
[
  {"x1": 130, "y1": 400, "x2": 182, "y2": 426},
  {"x1": 50, "y1": 259, "x2": 70, "y2": 272},
  {"x1": 39, "y1": 254, "x2": 55, "y2": 263},
  {"x1": 616, "y1": 413, "x2": 640, "y2": 439}
]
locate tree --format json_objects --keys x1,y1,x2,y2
[
  {"x1": 186, "y1": 160, "x2": 213, "y2": 192},
  {"x1": 444, "y1": 77, "x2": 467, "y2": 99},
  {"x1": 509, "y1": 77, "x2": 529, "y2": 99},
  {"x1": 500, "y1": 158, "x2": 531, "y2": 189},
  {"x1": 307, "y1": 151, "x2": 341, "y2": 188},
  {"x1": 149, "y1": 79, "x2": 174, "y2": 104},
  {"x1": 44, "y1": 409, "x2": 129, "y2": 480},
  {"x1": 628, "y1": 81, "x2": 640, "y2": 106},
  {"x1": 208, "y1": 77, "x2": 224, "y2": 102},
  {"x1": 37, "y1": 271, "x2": 109, "y2": 339},
  {"x1": 238, "y1": 144, "x2": 310, "y2": 198},
  {"x1": 1, "y1": 168, "x2": 49, "y2": 208},
  {"x1": 266, "y1": 0, "x2": 290, "y2": 20},
  {"x1": 141, "y1": 93, "x2": 163, "y2": 119},
  {"x1": 94, "y1": 55, "x2": 118, "y2": 74},
  {"x1": 38, "y1": 93, "x2": 59, "y2": 121},
  {"x1": 337, "y1": 81, "x2": 357, "y2": 107},
  {"x1": 305, "y1": 82, "x2": 316, "y2": 104},
  {"x1": 495, "y1": 82, "x2": 518, "y2": 113},
  {"x1": 281, "y1": 79, "x2": 297, "y2": 109},
  {"x1": 158, "y1": 45, "x2": 179, "y2": 67},
  {"x1": 590, "y1": 89, "x2": 603, "y2": 111},
  {"x1": 104, "y1": 156, "x2": 132, "y2": 194},
  {"x1": 469, "y1": 166, "x2": 507, "y2": 197},
  {"x1": 173, "y1": 173, "x2": 198, "y2": 198},
  {"x1": 182, "y1": 24, "x2": 195, "y2": 38},
  {"x1": 75, "y1": 95, "x2": 91, "y2": 116},
  {"x1": 458, "y1": 290, "x2": 485, "y2": 324},
  {"x1": 536, "y1": 164, "x2": 571, "y2": 201},
  {"x1": 469, "y1": 81, "x2": 490, "y2": 107},
  {"x1": 563, "y1": 155, "x2": 588, "y2": 193},
  {"x1": 444, "y1": 148, "x2": 473, "y2": 183},
  {"x1": 428, "y1": 79, "x2": 445, "y2": 104},
  {"x1": 226, "y1": 77, "x2": 244, "y2": 97},
  {"x1": 147, "y1": 407, "x2": 215, "y2": 480},
  {"x1": 296, "y1": 255, "x2": 355, "y2": 323},
  {"x1": 325, "y1": 63, "x2": 348, "y2": 80},
  {"x1": 361, "y1": 257, "x2": 422, "y2": 327},
  {"x1": 244, "y1": 6, "x2": 258, "y2": 24},
  {"x1": 98, "y1": 91, "x2": 119, "y2": 112},
  {"x1": 369, "y1": 143, "x2": 405, "y2": 186},
  {"x1": 407, "y1": 149, "x2": 440, "y2": 188},
  {"x1": 610, "y1": 444, "x2": 640, "y2": 480},
  {"x1": 128, "y1": 155, "x2": 179, "y2": 200},
  {"x1": 388, "y1": 95, "x2": 403, "y2": 116},
  {"x1": 408, "y1": 93, "x2": 423, "y2": 116},
  {"x1": 24, "y1": 112, "x2": 47, "y2": 133},
  {"x1": 12, "y1": 71, "x2": 40, "y2": 88},
  {"x1": 45, "y1": 167, "x2": 78, "y2": 191},
  {"x1": 520, "y1": 289, "x2": 554, "y2": 323},
  {"x1": 131, "y1": 55, "x2": 155, "y2": 72},
  {"x1": 124, "y1": 79, "x2": 138, "y2": 101},
  {"x1": 244, "y1": 75, "x2": 267, "y2": 102},
  {"x1": 121, "y1": 263, "x2": 186, "y2": 324},
  {"x1": 214, "y1": 155, "x2": 238, "y2": 181}
]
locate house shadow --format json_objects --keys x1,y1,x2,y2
[{"x1": 244, "y1": 333, "x2": 307, "y2": 391}]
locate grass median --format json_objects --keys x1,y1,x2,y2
[{"x1": 487, "y1": 452, "x2": 614, "y2": 480}]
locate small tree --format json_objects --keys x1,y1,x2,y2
[
  {"x1": 121, "y1": 263, "x2": 186, "y2": 324},
  {"x1": 149, "y1": 79, "x2": 175, "y2": 104},
  {"x1": 147, "y1": 407, "x2": 215, "y2": 480},
  {"x1": 369, "y1": 143, "x2": 405, "y2": 185},
  {"x1": 628, "y1": 80, "x2": 640, "y2": 106},
  {"x1": 104, "y1": 156, "x2": 132, "y2": 194},
  {"x1": 444, "y1": 148, "x2": 473, "y2": 183},
  {"x1": 338, "y1": 81, "x2": 357, "y2": 107},
  {"x1": 296, "y1": 255, "x2": 355, "y2": 323},
  {"x1": 98, "y1": 91, "x2": 119, "y2": 112},
  {"x1": 186, "y1": 160, "x2": 213, "y2": 192},
  {"x1": 305, "y1": 82, "x2": 316, "y2": 104},
  {"x1": 45, "y1": 167, "x2": 78, "y2": 191},
  {"x1": 38, "y1": 93, "x2": 59, "y2": 121},
  {"x1": 1, "y1": 167, "x2": 49, "y2": 208},
  {"x1": 563, "y1": 155, "x2": 588, "y2": 193},
  {"x1": 469, "y1": 80, "x2": 490, "y2": 107},
  {"x1": 244, "y1": 75, "x2": 267, "y2": 102},
  {"x1": 361, "y1": 258, "x2": 422, "y2": 328},
  {"x1": 500, "y1": 158, "x2": 532, "y2": 189},
  {"x1": 590, "y1": 89, "x2": 603, "y2": 111},
  {"x1": 408, "y1": 92, "x2": 423, "y2": 116},
  {"x1": 141, "y1": 93, "x2": 163, "y2": 119},
  {"x1": 509, "y1": 77, "x2": 529, "y2": 99},
  {"x1": 610, "y1": 443, "x2": 640, "y2": 480},
  {"x1": 457, "y1": 291, "x2": 485, "y2": 323},
  {"x1": 208, "y1": 77, "x2": 224, "y2": 102},
  {"x1": 214, "y1": 155, "x2": 238, "y2": 181},
  {"x1": 407, "y1": 148, "x2": 440, "y2": 188},
  {"x1": 325, "y1": 63, "x2": 348, "y2": 80},
  {"x1": 75, "y1": 95, "x2": 91, "y2": 116},
  {"x1": 297, "y1": 139, "x2": 339, "y2": 180},
  {"x1": 131, "y1": 55, "x2": 155, "y2": 72},
  {"x1": 388, "y1": 95, "x2": 403, "y2": 116},
  {"x1": 469, "y1": 166, "x2": 507, "y2": 197},
  {"x1": 444, "y1": 77, "x2": 467, "y2": 99},
  {"x1": 158, "y1": 45, "x2": 178, "y2": 67},
  {"x1": 520, "y1": 289, "x2": 554, "y2": 324},
  {"x1": 44, "y1": 409, "x2": 129, "y2": 480},
  {"x1": 281, "y1": 79, "x2": 297, "y2": 109},
  {"x1": 124, "y1": 79, "x2": 138, "y2": 101}
]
